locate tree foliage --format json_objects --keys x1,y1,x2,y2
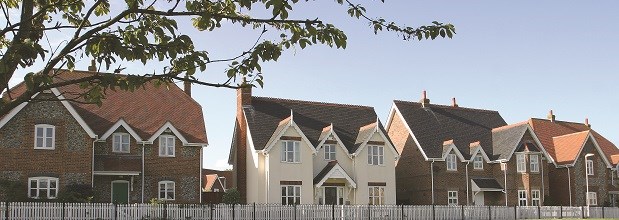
[
  {"x1": 0, "y1": 0, "x2": 455, "y2": 115},
  {"x1": 222, "y1": 187, "x2": 241, "y2": 204}
]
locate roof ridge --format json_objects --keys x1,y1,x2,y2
[
  {"x1": 254, "y1": 96, "x2": 373, "y2": 109},
  {"x1": 552, "y1": 130, "x2": 590, "y2": 139},
  {"x1": 530, "y1": 117, "x2": 588, "y2": 126},
  {"x1": 492, "y1": 121, "x2": 528, "y2": 132},
  {"x1": 393, "y1": 100, "x2": 500, "y2": 113}
]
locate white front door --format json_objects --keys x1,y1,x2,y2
[{"x1": 474, "y1": 192, "x2": 485, "y2": 206}]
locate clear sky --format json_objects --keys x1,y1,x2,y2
[{"x1": 7, "y1": 1, "x2": 619, "y2": 170}]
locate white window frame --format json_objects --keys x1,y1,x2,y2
[
  {"x1": 324, "y1": 144, "x2": 336, "y2": 160},
  {"x1": 28, "y1": 177, "x2": 58, "y2": 199},
  {"x1": 531, "y1": 190, "x2": 541, "y2": 206},
  {"x1": 530, "y1": 154, "x2": 539, "y2": 173},
  {"x1": 473, "y1": 154, "x2": 483, "y2": 170},
  {"x1": 281, "y1": 141, "x2": 301, "y2": 163},
  {"x1": 447, "y1": 191, "x2": 458, "y2": 206},
  {"x1": 588, "y1": 192, "x2": 597, "y2": 205},
  {"x1": 34, "y1": 124, "x2": 55, "y2": 149},
  {"x1": 158, "y1": 181, "x2": 175, "y2": 200},
  {"x1": 367, "y1": 145, "x2": 384, "y2": 166},
  {"x1": 518, "y1": 190, "x2": 528, "y2": 206},
  {"x1": 281, "y1": 185, "x2": 301, "y2": 205},
  {"x1": 516, "y1": 154, "x2": 526, "y2": 173},
  {"x1": 159, "y1": 135, "x2": 176, "y2": 157},
  {"x1": 112, "y1": 133, "x2": 130, "y2": 153},
  {"x1": 586, "y1": 159, "x2": 594, "y2": 175},
  {"x1": 369, "y1": 186, "x2": 385, "y2": 205},
  {"x1": 446, "y1": 153, "x2": 457, "y2": 171}
]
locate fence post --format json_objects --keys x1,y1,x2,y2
[
  {"x1": 209, "y1": 203, "x2": 213, "y2": 220},
  {"x1": 602, "y1": 206, "x2": 605, "y2": 218},
  {"x1": 294, "y1": 204, "x2": 297, "y2": 220},
  {"x1": 461, "y1": 205, "x2": 465, "y2": 220},
  {"x1": 538, "y1": 205, "x2": 541, "y2": 219},
  {"x1": 114, "y1": 203, "x2": 118, "y2": 220},
  {"x1": 559, "y1": 206, "x2": 562, "y2": 219},
  {"x1": 253, "y1": 203, "x2": 256, "y2": 220},
  {"x1": 4, "y1": 201, "x2": 9, "y2": 220},
  {"x1": 581, "y1": 206, "x2": 585, "y2": 219},
  {"x1": 331, "y1": 204, "x2": 335, "y2": 220},
  {"x1": 62, "y1": 202, "x2": 66, "y2": 220},
  {"x1": 488, "y1": 206, "x2": 491, "y2": 220},
  {"x1": 514, "y1": 206, "x2": 517, "y2": 220},
  {"x1": 163, "y1": 202, "x2": 168, "y2": 220},
  {"x1": 401, "y1": 205, "x2": 404, "y2": 220},
  {"x1": 367, "y1": 205, "x2": 371, "y2": 220},
  {"x1": 432, "y1": 205, "x2": 436, "y2": 220}
]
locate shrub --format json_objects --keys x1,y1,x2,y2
[{"x1": 222, "y1": 188, "x2": 241, "y2": 204}]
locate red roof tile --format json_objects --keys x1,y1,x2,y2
[{"x1": 552, "y1": 131, "x2": 589, "y2": 165}]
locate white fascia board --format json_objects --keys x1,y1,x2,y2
[
  {"x1": 316, "y1": 128, "x2": 352, "y2": 159},
  {"x1": 470, "y1": 146, "x2": 491, "y2": 163},
  {"x1": 442, "y1": 144, "x2": 466, "y2": 162},
  {"x1": 262, "y1": 118, "x2": 316, "y2": 154},
  {"x1": 527, "y1": 125, "x2": 556, "y2": 165},
  {"x1": 147, "y1": 121, "x2": 205, "y2": 147},
  {"x1": 52, "y1": 88, "x2": 97, "y2": 138},
  {"x1": 0, "y1": 102, "x2": 27, "y2": 129},
  {"x1": 314, "y1": 163, "x2": 357, "y2": 188},
  {"x1": 100, "y1": 119, "x2": 143, "y2": 142}
]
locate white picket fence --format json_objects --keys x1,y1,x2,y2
[{"x1": 1, "y1": 202, "x2": 619, "y2": 219}]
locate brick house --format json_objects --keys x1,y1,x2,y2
[
  {"x1": 0, "y1": 70, "x2": 208, "y2": 203},
  {"x1": 386, "y1": 93, "x2": 553, "y2": 206},
  {"x1": 228, "y1": 87, "x2": 398, "y2": 205},
  {"x1": 528, "y1": 113, "x2": 619, "y2": 207}
]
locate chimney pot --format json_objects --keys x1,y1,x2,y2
[
  {"x1": 548, "y1": 110, "x2": 556, "y2": 122},
  {"x1": 420, "y1": 90, "x2": 430, "y2": 107},
  {"x1": 585, "y1": 118, "x2": 591, "y2": 128},
  {"x1": 237, "y1": 78, "x2": 252, "y2": 107},
  {"x1": 88, "y1": 60, "x2": 96, "y2": 72},
  {"x1": 452, "y1": 97, "x2": 458, "y2": 107}
]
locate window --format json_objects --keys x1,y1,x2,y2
[
  {"x1": 281, "y1": 141, "x2": 300, "y2": 163},
  {"x1": 281, "y1": 185, "x2": 301, "y2": 205},
  {"x1": 473, "y1": 154, "x2": 483, "y2": 170},
  {"x1": 113, "y1": 133, "x2": 130, "y2": 153},
  {"x1": 28, "y1": 177, "x2": 58, "y2": 199},
  {"x1": 530, "y1": 155, "x2": 539, "y2": 173},
  {"x1": 518, "y1": 190, "x2": 527, "y2": 206},
  {"x1": 446, "y1": 153, "x2": 457, "y2": 171},
  {"x1": 158, "y1": 181, "x2": 175, "y2": 200},
  {"x1": 531, "y1": 190, "x2": 541, "y2": 206},
  {"x1": 324, "y1": 145, "x2": 336, "y2": 160},
  {"x1": 159, "y1": 135, "x2": 175, "y2": 157},
  {"x1": 447, "y1": 191, "x2": 458, "y2": 206},
  {"x1": 34, "y1": 124, "x2": 55, "y2": 149},
  {"x1": 369, "y1": 186, "x2": 385, "y2": 205},
  {"x1": 516, "y1": 154, "x2": 526, "y2": 173},
  {"x1": 586, "y1": 159, "x2": 594, "y2": 175},
  {"x1": 367, "y1": 145, "x2": 384, "y2": 166},
  {"x1": 587, "y1": 192, "x2": 597, "y2": 205}
]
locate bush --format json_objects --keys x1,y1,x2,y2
[
  {"x1": 222, "y1": 188, "x2": 241, "y2": 204},
  {"x1": 0, "y1": 179, "x2": 28, "y2": 202},
  {"x1": 57, "y1": 184, "x2": 94, "y2": 203}
]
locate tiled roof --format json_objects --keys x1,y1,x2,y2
[
  {"x1": 204, "y1": 174, "x2": 222, "y2": 191},
  {"x1": 244, "y1": 97, "x2": 389, "y2": 153},
  {"x1": 2, "y1": 70, "x2": 208, "y2": 144},
  {"x1": 492, "y1": 122, "x2": 529, "y2": 161},
  {"x1": 393, "y1": 100, "x2": 507, "y2": 158},
  {"x1": 471, "y1": 178, "x2": 503, "y2": 190},
  {"x1": 552, "y1": 131, "x2": 590, "y2": 165},
  {"x1": 313, "y1": 161, "x2": 338, "y2": 185},
  {"x1": 529, "y1": 118, "x2": 619, "y2": 166}
]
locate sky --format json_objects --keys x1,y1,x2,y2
[{"x1": 6, "y1": 1, "x2": 619, "y2": 170}]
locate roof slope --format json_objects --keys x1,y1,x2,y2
[
  {"x1": 2, "y1": 70, "x2": 208, "y2": 144},
  {"x1": 244, "y1": 97, "x2": 386, "y2": 153},
  {"x1": 393, "y1": 100, "x2": 507, "y2": 158},
  {"x1": 552, "y1": 131, "x2": 590, "y2": 165},
  {"x1": 492, "y1": 122, "x2": 529, "y2": 160},
  {"x1": 529, "y1": 118, "x2": 619, "y2": 165}
]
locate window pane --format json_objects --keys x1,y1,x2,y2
[
  {"x1": 167, "y1": 146, "x2": 174, "y2": 155},
  {"x1": 46, "y1": 127, "x2": 53, "y2": 137},
  {"x1": 39, "y1": 189, "x2": 47, "y2": 198},
  {"x1": 36, "y1": 137, "x2": 43, "y2": 148},
  {"x1": 50, "y1": 189, "x2": 57, "y2": 198},
  {"x1": 50, "y1": 180, "x2": 57, "y2": 188},
  {"x1": 30, "y1": 180, "x2": 37, "y2": 188},
  {"x1": 295, "y1": 186, "x2": 300, "y2": 196},
  {"x1": 39, "y1": 180, "x2": 47, "y2": 188},
  {"x1": 30, "y1": 189, "x2": 37, "y2": 197},
  {"x1": 45, "y1": 137, "x2": 53, "y2": 148},
  {"x1": 122, "y1": 135, "x2": 129, "y2": 143},
  {"x1": 294, "y1": 145, "x2": 300, "y2": 162},
  {"x1": 36, "y1": 127, "x2": 44, "y2": 137}
]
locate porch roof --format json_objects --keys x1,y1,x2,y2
[
  {"x1": 313, "y1": 161, "x2": 357, "y2": 188},
  {"x1": 471, "y1": 178, "x2": 503, "y2": 192}
]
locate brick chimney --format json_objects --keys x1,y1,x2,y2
[
  {"x1": 88, "y1": 60, "x2": 96, "y2": 72},
  {"x1": 547, "y1": 110, "x2": 556, "y2": 122},
  {"x1": 234, "y1": 79, "x2": 252, "y2": 203},
  {"x1": 451, "y1": 97, "x2": 458, "y2": 108},
  {"x1": 585, "y1": 118, "x2": 591, "y2": 128},
  {"x1": 420, "y1": 90, "x2": 430, "y2": 107},
  {"x1": 183, "y1": 74, "x2": 192, "y2": 97}
]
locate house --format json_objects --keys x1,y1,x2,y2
[
  {"x1": 386, "y1": 92, "x2": 553, "y2": 206},
  {"x1": 528, "y1": 112, "x2": 619, "y2": 206},
  {"x1": 0, "y1": 70, "x2": 208, "y2": 203},
  {"x1": 228, "y1": 87, "x2": 398, "y2": 205}
]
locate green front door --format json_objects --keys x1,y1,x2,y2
[{"x1": 111, "y1": 181, "x2": 129, "y2": 204}]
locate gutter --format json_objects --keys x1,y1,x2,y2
[
  {"x1": 141, "y1": 142, "x2": 146, "y2": 203},
  {"x1": 465, "y1": 161, "x2": 470, "y2": 205},
  {"x1": 91, "y1": 135, "x2": 99, "y2": 188},
  {"x1": 430, "y1": 160, "x2": 435, "y2": 205}
]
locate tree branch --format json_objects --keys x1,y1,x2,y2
[{"x1": 132, "y1": 9, "x2": 322, "y2": 24}]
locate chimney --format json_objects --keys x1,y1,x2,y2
[
  {"x1": 420, "y1": 90, "x2": 430, "y2": 107},
  {"x1": 88, "y1": 60, "x2": 96, "y2": 72},
  {"x1": 183, "y1": 74, "x2": 192, "y2": 97},
  {"x1": 237, "y1": 78, "x2": 252, "y2": 108},
  {"x1": 451, "y1": 97, "x2": 458, "y2": 108},
  {"x1": 585, "y1": 118, "x2": 591, "y2": 128},
  {"x1": 547, "y1": 110, "x2": 556, "y2": 122},
  {"x1": 234, "y1": 78, "x2": 251, "y2": 203}
]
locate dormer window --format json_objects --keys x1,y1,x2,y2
[
  {"x1": 473, "y1": 154, "x2": 483, "y2": 170},
  {"x1": 113, "y1": 133, "x2": 130, "y2": 153},
  {"x1": 159, "y1": 135, "x2": 176, "y2": 157},
  {"x1": 446, "y1": 153, "x2": 457, "y2": 171},
  {"x1": 34, "y1": 124, "x2": 55, "y2": 149},
  {"x1": 324, "y1": 145, "x2": 336, "y2": 160},
  {"x1": 516, "y1": 154, "x2": 526, "y2": 173}
]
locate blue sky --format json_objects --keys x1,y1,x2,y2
[{"x1": 7, "y1": 1, "x2": 619, "y2": 170}]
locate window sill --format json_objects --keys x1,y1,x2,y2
[
  {"x1": 33, "y1": 147, "x2": 55, "y2": 150},
  {"x1": 159, "y1": 155, "x2": 176, "y2": 158},
  {"x1": 113, "y1": 151, "x2": 131, "y2": 154},
  {"x1": 281, "y1": 161, "x2": 301, "y2": 164}
]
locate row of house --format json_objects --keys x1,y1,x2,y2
[{"x1": 1, "y1": 69, "x2": 618, "y2": 207}]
